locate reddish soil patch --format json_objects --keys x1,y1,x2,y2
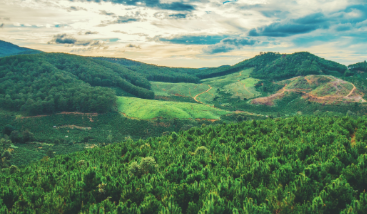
[
  {"x1": 17, "y1": 112, "x2": 99, "y2": 120},
  {"x1": 153, "y1": 122, "x2": 171, "y2": 127},
  {"x1": 174, "y1": 93, "x2": 185, "y2": 97},
  {"x1": 57, "y1": 125, "x2": 91, "y2": 130},
  {"x1": 252, "y1": 76, "x2": 366, "y2": 106},
  {"x1": 120, "y1": 112, "x2": 141, "y2": 120},
  {"x1": 18, "y1": 115, "x2": 49, "y2": 119},
  {"x1": 195, "y1": 118, "x2": 218, "y2": 122},
  {"x1": 57, "y1": 112, "x2": 98, "y2": 116},
  {"x1": 155, "y1": 96, "x2": 171, "y2": 100},
  {"x1": 251, "y1": 83, "x2": 294, "y2": 106}
]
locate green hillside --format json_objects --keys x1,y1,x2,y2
[
  {"x1": 151, "y1": 68, "x2": 260, "y2": 105},
  {"x1": 195, "y1": 52, "x2": 281, "y2": 79},
  {"x1": 0, "y1": 40, "x2": 42, "y2": 57},
  {"x1": 251, "y1": 75, "x2": 366, "y2": 106},
  {"x1": 2, "y1": 116, "x2": 367, "y2": 213},
  {"x1": 92, "y1": 57, "x2": 200, "y2": 83},
  {"x1": 0, "y1": 53, "x2": 155, "y2": 115},
  {"x1": 348, "y1": 61, "x2": 367, "y2": 72},
  {"x1": 193, "y1": 52, "x2": 348, "y2": 81},
  {"x1": 117, "y1": 96, "x2": 230, "y2": 120},
  {"x1": 251, "y1": 52, "x2": 348, "y2": 80}
]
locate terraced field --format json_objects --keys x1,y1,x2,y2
[{"x1": 116, "y1": 96, "x2": 230, "y2": 120}]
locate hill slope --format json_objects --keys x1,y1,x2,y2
[
  {"x1": 0, "y1": 40, "x2": 42, "y2": 57},
  {"x1": 93, "y1": 57, "x2": 200, "y2": 83},
  {"x1": 348, "y1": 61, "x2": 367, "y2": 72},
  {"x1": 194, "y1": 52, "x2": 348, "y2": 80},
  {"x1": 0, "y1": 53, "x2": 154, "y2": 115},
  {"x1": 117, "y1": 96, "x2": 229, "y2": 120},
  {"x1": 251, "y1": 75, "x2": 365, "y2": 106}
]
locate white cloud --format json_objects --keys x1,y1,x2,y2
[{"x1": 0, "y1": 0, "x2": 366, "y2": 67}]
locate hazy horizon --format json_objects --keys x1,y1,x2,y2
[{"x1": 0, "y1": 0, "x2": 366, "y2": 68}]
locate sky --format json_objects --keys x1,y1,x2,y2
[{"x1": 0, "y1": 0, "x2": 366, "y2": 68}]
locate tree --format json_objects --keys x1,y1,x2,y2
[
  {"x1": 22, "y1": 130, "x2": 34, "y2": 143},
  {"x1": 9, "y1": 131, "x2": 22, "y2": 143}
]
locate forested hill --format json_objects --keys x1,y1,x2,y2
[
  {"x1": 195, "y1": 52, "x2": 282, "y2": 79},
  {"x1": 0, "y1": 53, "x2": 155, "y2": 115},
  {"x1": 93, "y1": 57, "x2": 200, "y2": 83},
  {"x1": 0, "y1": 40, "x2": 42, "y2": 57},
  {"x1": 348, "y1": 61, "x2": 367, "y2": 72},
  {"x1": 195, "y1": 52, "x2": 348, "y2": 80},
  {"x1": 251, "y1": 52, "x2": 348, "y2": 80}
]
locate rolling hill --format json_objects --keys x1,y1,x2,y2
[
  {"x1": 0, "y1": 40, "x2": 42, "y2": 57},
  {"x1": 116, "y1": 96, "x2": 230, "y2": 120},
  {"x1": 0, "y1": 53, "x2": 155, "y2": 115},
  {"x1": 251, "y1": 75, "x2": 365, "y2": 106},
  {"x1": 92, "y1": 57, "x2": 200, "y2": 83}
]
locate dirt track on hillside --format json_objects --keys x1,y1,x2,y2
[
  {"x1": 251, "y1": 76, "x2": 366, "y2": 106},
  {"x1": 193, "y1": 84, "x2": 213, "y2": 106}
]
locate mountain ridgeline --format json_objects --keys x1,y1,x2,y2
[
  {"x1": 0, "y1": 53, "x2": 155, "y2": 115},
  {"x1": 0, "y1": 40, "x2": 42, "y2": 57},
  {"x1": 194, "y1": 52, "x2": 349, "y2": 80},
  {"x1": 348, "y1": 61, "x2": 367, "y2": 72},
  {"x1": 0, "y1": 39, "x2": 363, "y2": 117},
  {"x1": 93, "y1": 57, "x2": 200, "y2": 83}
]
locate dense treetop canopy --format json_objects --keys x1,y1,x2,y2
[
  {"x1": 348, "y1": 61, "x2": 367, "y2": 72},
  {"x1": 93, "y1": 57, "x2": 200, "y2": 83},
  {"x1": 0, "y1": 40, "x2": 41, "y2": 57},
  {"x1": 1, "y1": 116, "x2": 367, "y2": 213},
  {"x1": 0, "y1": 53, "x2": 155, "y2": 115},
  {"x1": 194, "y1": 52, "x2": 348, "y2": 80}
]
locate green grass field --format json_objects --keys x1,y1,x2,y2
[
  {"x1": 222, "y1": 77, "x2": 261, "y2": 99},
  {"x1": 151, "y1": 68, "x2": 259, "y2": 104},
  {"x1": 116, "y1": 96, "x2": 230, "y2": 119},
  {"x1": 151, "y1": 82, "x2": 209, "y2": 97},
  {"x1": 201, "y1": 68, "x2": 254, "y2": 88}
]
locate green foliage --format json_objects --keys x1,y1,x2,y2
[
  {"x1": 2, "y1": 124, "x2": 15, "y2": 136},
  {"x1": 195, "y1": 52, "x2": 347, "y2": 81},
  {"x1": 0, "y1": 40, "x2": 42, "y2": 57},
  {"x1": 196, "y1": 52, "x2": 281, "y2": 79},
  {"x1": 348, "y1": 61, "x2": 367, "y2": 72},
  {"x1": 93, "y1": 57, "x2": 200, "y2": 83},
  {"x1": 117, "y1": 96, "x2": 230, "y2": 120},
  {"x1": 251, "y1": 52, "x2": 348, "y2": 80},
  {"x1": 1, "y1": 116, "x2": 367, "y2": 213},
  {"x1": 0, "y1": 53, "x2": 156, "y2": 115},
  {"x1": 128, "y1": 157, "x2": 158, "y2": 177}
]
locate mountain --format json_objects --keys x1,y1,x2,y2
[
  {"x1": 92, "y1": 57, "x2": 200, "y2": 83},
  {"x1": 194, "y1": 52, "x2": 348, "y2": 80},
  {"x1": 0, "y1": 53, "x2": 154, "y2": 115},
  {"x1": 348, "y1": 61, "x2": 367, "y2": 72},
  {"x1": 0, "y1": 40, "x2": 42, "y2": 57}
]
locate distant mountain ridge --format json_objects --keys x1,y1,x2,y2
[
  {"x1": 0, "y1": 40, "x2": 42, "y2": 57},
  {"x1": 92, "y1": 57, "x2": 200, "y2": 83}
]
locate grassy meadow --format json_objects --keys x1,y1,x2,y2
[
  {"x1": 151, "y1": 82, "x2": 210, "y2": 98},
  {"x1": 151, "y1": 68, "x2": 259, "y2": 104},
  {"x1": 116, "y1": 96, "x2": 230, "y2": 120}
]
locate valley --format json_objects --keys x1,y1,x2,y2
[{"x1": 1, "y1": 40, "x2": 367, "y2": 213}]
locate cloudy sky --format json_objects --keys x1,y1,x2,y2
[{"x1": 0, "y1": 0, "x2": 366, "y2": 67}]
